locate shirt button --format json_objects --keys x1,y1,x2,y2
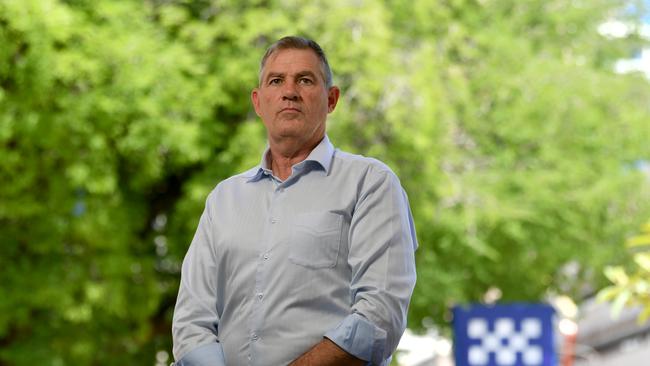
[
  {"x1": 257, "y1": 293, "x2": 263, "y2": 300},
  {"x1": 263, "y1": 253, "x2": 269, "y2": 260},
  {"x1": 270, "y1": 218, "x2": 277, "y2": 224},
  {"x1": 252, "y1": 334, "x2": 259, "y2": 341}
]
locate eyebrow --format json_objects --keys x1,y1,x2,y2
[
  {"x1": 266, "y1": 72, "x2": 285, "y2": 80},
  {"x1": 295, "y1": 71, "x2": 317, "y2": 79},
  {"x1": 264, "y1": 70, "x2": 319, "y2": 82}
]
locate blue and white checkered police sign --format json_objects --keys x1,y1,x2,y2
[{"x1": 453, "y1": 303, "x2": 556, "y2": 366}]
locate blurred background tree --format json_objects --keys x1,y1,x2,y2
[{"x1": 1, "y1": 0, "x2": 649, "y2": 364}]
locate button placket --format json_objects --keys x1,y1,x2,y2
[{"x1": 250, "y1": 181, "x2": 284, "y2": 359}]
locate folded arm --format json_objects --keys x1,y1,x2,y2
[
  {"x1": 295, "y1": 167, "x2": 418, "y2": 365},
  {"x1": 289, "y1": 338, "x2": 365, "y2": 366}
]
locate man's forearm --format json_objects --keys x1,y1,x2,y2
[{"x1": 289, "y1": 338, "x2": 365, "y2": 366}]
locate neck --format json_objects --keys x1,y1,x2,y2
[{"x1": 267, "y1": 135, "x2": 323, "y2": 181}]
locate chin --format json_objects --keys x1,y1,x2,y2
[{"x1": 276, "y1": 123, "x2": 304, "y2": 135}]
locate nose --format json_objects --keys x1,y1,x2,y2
[{"x1": 281, "y1": 82, "x2": 299, "y2": 101}]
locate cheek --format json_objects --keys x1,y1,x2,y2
[
  {"x1": 307, "y1": 93, "x2": 327, "y2": 107},
  {"x1": 260, "y1": 97, "x2": 274, "y2": 112},
  {"x1": 265, "y1": 95, "x2": 278, "y2": 108}
]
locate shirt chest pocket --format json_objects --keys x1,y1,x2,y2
[{"x1": 289, "y1": 212, "x2": 343, "y2": 269}]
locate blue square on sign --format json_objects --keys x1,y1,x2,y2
[{"x1": 453, "y1": 303, "x2": 556, "y2": 366}]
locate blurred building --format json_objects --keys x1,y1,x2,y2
[{"x1": 573, "y1": 298, "x2": 650, "y2": 366}]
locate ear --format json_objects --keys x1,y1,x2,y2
[
  {"x1": 327, "y1": 86, "x2": 340, "y2": 113},
  {"x1": 251, "y1": 88, "x2": 261, "y2": 117}
]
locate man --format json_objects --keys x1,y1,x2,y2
[{"x1": 172, "y1": 36, "x2": 417, "y2": 366}]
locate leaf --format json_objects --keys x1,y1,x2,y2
[
  {"x1": 634, "y1": 253, "x2": 650, "y2": 272},
  {"x1": 626, "y1": 234, "x2": 650, "y2": 249},
  {"x1": 611, "y1": 290, "x2": 631, "y2": 318},
  {"x1": 638, "y1": 305, "x2": 650, "y2": 325},
  {"x1": 597, "y1": 286, "x2": 620, "y2": 302},
  {"x1": 604, "y1": 266, "x2": 629, "y2": 286}
]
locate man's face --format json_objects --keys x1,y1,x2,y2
[{"x1": 252, "y1": 48, "x2": 339, "y2": 149}]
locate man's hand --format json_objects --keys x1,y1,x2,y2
[{"x1": 289, "y1": 338, "x2": 366, "y2": 366}]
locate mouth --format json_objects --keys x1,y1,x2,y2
[{"x1": 280, "y1": 107, "x2": 301, "y2": 113}]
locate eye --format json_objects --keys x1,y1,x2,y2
[
  {"x1": 268, "y1": 78, "x2": 282, "y2": 85},
  {"x1": 298, "y1": 77, "x2": 313, "y2": 85}
]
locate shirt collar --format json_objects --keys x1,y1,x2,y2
[
  {"x1": 303, "y1": 134, "x2": 334, "y2": 174},
  {"x1": 246, "y1": 135, "x2": 334, "y2": 183}
]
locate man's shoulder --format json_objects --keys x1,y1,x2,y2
[
  {"x1": 333, "y1": 149, "x2": 396, "y2": 177},
  {"x1": 228, "y1": 165, "x2": 261, "y2": 182},
  {"x1": 209, "y1": 166, "x2": 260, "y2": 193}
]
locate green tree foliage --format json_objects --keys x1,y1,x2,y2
[
  {"x1": 599, "y1": 220, "x2": 650, "y2": 323},
  {"x1": 1, "y1": 0, "x2": 649, "y2": 364}
]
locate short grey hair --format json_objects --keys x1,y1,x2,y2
[{"x1": 258, "y1": 36, "x2": 334, "y2": 88}]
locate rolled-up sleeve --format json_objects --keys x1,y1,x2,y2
[
  {"x1": 325, "y1": 167, "x2": 417, "y2": 365},
  {"x1": 173, "y1": 342, "x2": 225, "y2": 366},
  {"x1": 172, "y1": 194, "x2": 226, "y2": 365}
]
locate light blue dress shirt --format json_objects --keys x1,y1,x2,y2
[{"x1": 172, "y1": 135, "x2": 417, "y2": 366}]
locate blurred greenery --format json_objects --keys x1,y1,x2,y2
[
  {"x1": 599, "y1": 220, "x2": 650, "y2": 323},
  {"x1": 1, "y1": 0, "x2": 650, "y2": 364}
]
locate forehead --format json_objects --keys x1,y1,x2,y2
[{"x1": 262, "y1": 49, "x2": 323, "y2": 77}]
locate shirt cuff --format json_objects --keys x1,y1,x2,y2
[
  {"x1": 173, "y1": 342, "x2": 226, "y2": 366},
  {"x1": 324, "y1": 313, "x2": 387, "y2": 365}
]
